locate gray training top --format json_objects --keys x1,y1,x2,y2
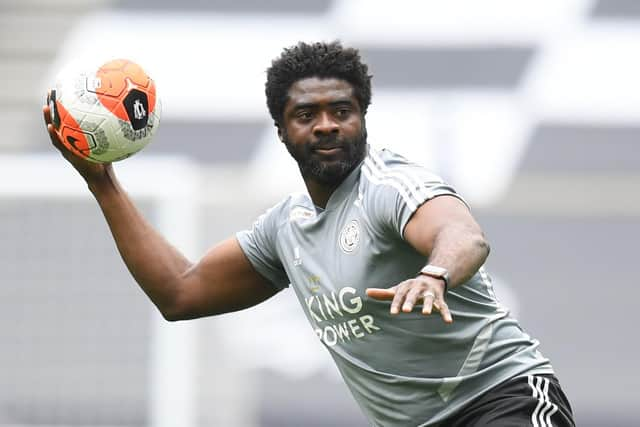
[{"x1": 237, "y1": 146, "x2": 553, "y2": 426}]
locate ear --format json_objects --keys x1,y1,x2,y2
[
  {"x1": 276, "y1": 124, "x2": 284, "y2": 142},
  {"x1": 361, "y1": 116, "x2": 367, "y2": 139}
]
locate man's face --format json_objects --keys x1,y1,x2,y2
[{"x1": 280, "y1": 77, "x2": 367, "y2": 186}]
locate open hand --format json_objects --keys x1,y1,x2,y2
[{"x1": 366, "y1": 275, "x2": 452, "y2": 323}]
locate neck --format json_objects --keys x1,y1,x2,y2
[{"x1": 303, "y1": 177, "x2": 341, "y2": 209}]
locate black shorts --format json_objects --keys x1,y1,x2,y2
[{"x1": 442, "y1": 374, "x2": 575, "y2": 427}]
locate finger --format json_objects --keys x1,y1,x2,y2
[
  {"x1": 435, "y1": 299, "x2": 453, "y2": 324},
  {"x1": 44, "y1": 90, "x2": 54, "y2": 125},
  {"x1": 365, "y1": 288, "x2": 396, "y2": 301},
  {"x1": 402, "y1": 286, "x2": 424, "y2": 313},
  {"x1": 43, "y1": 105, "x2": 63, "y2": 150},
  {"x1": 46, "y1": 123, "x2": 66, "y2": 155},
  {"x1": 46, "y1": 123, "x2": 59, "y2": 144},
  {"x1": 421, "y1": 291, "x2": 436, "y2": 315},
  {"x1": 390, "y1": 283, "x2": 410, "y2": 315},
  {"x1": 43, "y1": 104, "x2": 52, "y2": 126}
]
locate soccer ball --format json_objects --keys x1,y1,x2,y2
[{"x1": 49, "y1": 58, "x2": 161, "y2": 163}]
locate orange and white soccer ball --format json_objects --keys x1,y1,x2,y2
[{"x1": 49, "y1": 58, "x2": 161, "y2": 163}]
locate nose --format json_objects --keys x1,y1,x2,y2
[{"x1": 313, "y1": 111, "x2": 339, "y2": 136}]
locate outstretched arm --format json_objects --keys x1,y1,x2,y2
[
  {"x1": 44, "y1": 103, "x2": 278, "y2": 321},
  {"x1": 366, "y1": 195, "x2": 489, "y2": 323}
]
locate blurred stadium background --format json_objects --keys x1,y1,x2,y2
[{"x1": 1, "y1": 0, "x2": 639, "y2": 426}]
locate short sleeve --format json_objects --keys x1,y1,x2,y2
[
  {"x1": 365, "y1": 162, "x2": 469, "y2": 239},
  {"x1": 236, "y1": 205, "x2": 290, "y2": 290}
]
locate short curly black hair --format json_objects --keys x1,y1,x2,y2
[{"x1": 265, "y1": 41, "x2": 372, "y2": 126}]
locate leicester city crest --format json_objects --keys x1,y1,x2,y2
[{"x1": 339, "y1": 219, "x2": 360, "y2": 253}]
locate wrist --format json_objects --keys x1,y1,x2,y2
[
  {"x1": 86, "y1": 168, "x2": 117, "y2": 195},
  {"x1": 419, "y1": 264, "x2": 450, "y2": 294}
]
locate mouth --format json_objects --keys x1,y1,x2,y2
[
  {"x1": 311, "y1": 139, "x2": 345, "y2": 155},
  {"x1": 313, "y1": 146, "x2": 344, "y2": 155}
]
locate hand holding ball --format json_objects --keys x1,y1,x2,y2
[{"x1": 48, "y1": 58, "x2": 161, "y2": 163}]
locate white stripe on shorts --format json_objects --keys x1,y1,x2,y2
[{"x1": 528, "y1": 375, "x2": 560, "y2": 427}]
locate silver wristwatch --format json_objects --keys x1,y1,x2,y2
[{"x1": 419, "y1": 264, "x2": 450, "y2": 293}]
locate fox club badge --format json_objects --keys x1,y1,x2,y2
[{"x1": 339, "y1": 220, "x2": 360, "y2": 253}]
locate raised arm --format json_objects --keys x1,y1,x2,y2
[
  {"x1": 366, "y1": 195, "x2": 490, "y2": 323},
  {"x1": 43, "y1": 103, "x2": 278, "y2": 321}
]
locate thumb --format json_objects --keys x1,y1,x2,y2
[{"x1": 365, "y1": 287, "x2": 396, "y2": 301}]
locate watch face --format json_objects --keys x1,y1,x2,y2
[{"x1": 422, "y1": 265, "x2": 447, "y2": 277}]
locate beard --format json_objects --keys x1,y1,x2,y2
[{"x1": 283, "y1": 128, "x2": 368, "y2": 187}]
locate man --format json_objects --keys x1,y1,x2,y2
[{"x1": 43, "y1": 41, "x2": 574, "y2": 426}]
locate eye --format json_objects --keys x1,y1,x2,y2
[
  {"x1": 296, "y1": 110, "x2": 313, "y2": 121},
  {"x1": 335, "y1": 107, "x2": 352, "y2": 119}
]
